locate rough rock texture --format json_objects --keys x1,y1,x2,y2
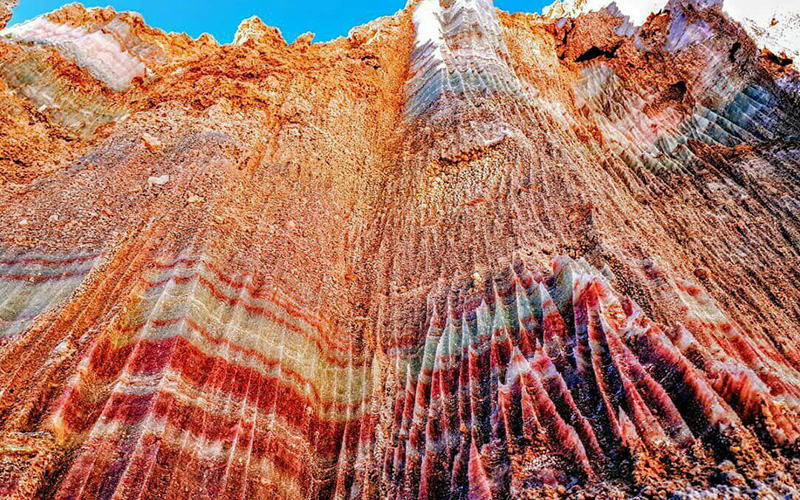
[
  {"x1": 543, "y1": 0, "x2": 800, "y2": 64},
  {"x1": 0, "y1": 1, "x2": 798, "y2": 499},
  {"x1": 0, "y1": 0, "x2": 15, "y2": 30}
]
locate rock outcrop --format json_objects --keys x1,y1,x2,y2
[
  {"x1": 0, "y1": 1, "x2": 798, "y2": 499},
  {"x1": 0, "y1": 0, "x2": 14, "y2": 29}
]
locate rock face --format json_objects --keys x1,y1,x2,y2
[
  {"x1": 0, "y1": 0, "x2": 15, "y2": 30},
  {"x1": 0, "y1": 1, "x2": 798, "y2": 499}
]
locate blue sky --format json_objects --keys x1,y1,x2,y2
[{"x1": 9, "y1": 0, "x2": 551, "y2": 44}]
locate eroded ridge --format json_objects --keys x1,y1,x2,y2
[
  {"x1": 0, "y1": 251, "x2": 374, "y2": 500},
  {"x1": 405, "y1": 0, "x2": 526, "y2": 160},
  {"x1": 376, "y1": 256, "x2": 799, "y2": 499},
  {"x1": 0, "y1": 0, "x2": 798, "y2": 498}
]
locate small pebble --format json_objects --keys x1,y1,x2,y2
[
  {"x1": 142, "y1": 132, "x2": 162, "y2": 151},
  {"x1": 148, "y1": 174, "x2": 170, "y2": 186}
]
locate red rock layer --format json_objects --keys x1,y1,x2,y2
[{"x1": 0, "y1": 0, "x2": 798, "y2": 498}]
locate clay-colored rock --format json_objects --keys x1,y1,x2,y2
[
  {"x1": 233, "y1": 15, "x2": 287, "y2": 47},
  {"x1": 0, "y1": 1, "x2": 798, "y2": 499},
  {"x1": 0, "y1": 0, "x2": 16, "y2": 29},
  {"x1": 141, "y1": 132, "x2": 162, "y2": 150}
]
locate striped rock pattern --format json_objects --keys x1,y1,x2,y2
[
  {"x1": 0, "y1": 41, "x2": 128, "y2": 137},
  {"x1": 45, "y1": 254, "x2": 372, "y2": 500},
  {"x1": 1, "y1": 16, "x2": 149, "y2": 92},
  {"x1": 0, "y1": 251, "x2": 99, "y2": 342},
  {"x1": 406, "y1": 0, "x2": 525, "y2": 160},
  {"x1": 376, "y1": 256, "x2": 799, "y2": 499},
  {"x1": 406, "y1": 0, "x2": 523, "y2": 115},
  {"x1": 566, "y1": 1, "x2": 800, "y2": 176},
  {"x1": 0, "y1": 0, "x2": 798, "y2": 499},
  {"x1": 0, "y1": 249, "x2": 376, "y2": 500}
]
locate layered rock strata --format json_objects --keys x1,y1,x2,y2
[{"x1": 0, "y1": 0, "x2": 798, "y2": 499}]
